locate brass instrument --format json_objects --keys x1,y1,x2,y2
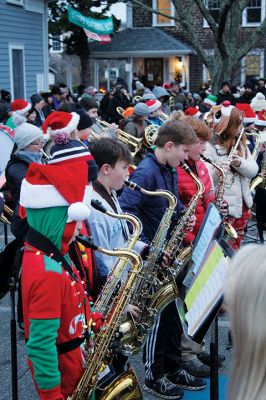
[
  {"x1": 201, "y1": 154, "x2": 238, "y2": 240},
  {"x1": 116, "y1": 106, "x2": 125, "y2": 117},
  {"x1": 91, "y1": 119, "x2": 143, "y2": 158},
  {"x1": 0, "y1": 204, "x2": 13, "y2": 224},
  {"x1": 144, "y1": 125, "x2": 159, "y2": 147},
  {"x1": 69, "y1": 241, "x2": 143, "y2": 400},
  {"x1": 244, "y1": 128, "x2": 261, "y2": 159},
  {"x1": 91, "y1": 199, "x2": 142, "y2": 315},
  {"x1": 119, "y1": 180, "x2": 178, "y2": 354},
  {"x1": 133, "y1": 95, "x2": 142, "y2": 103},
  {"x1": 169, "y1": 96, "x2": 175, "y2": 112},
  {"x1": 250, "y1": 137, "x2": 266, "y2": 192},
  {"x1": 162, "y1": 162, "x2": 205, "y2": 281},
  {"x1": 159, "y1": 112, "x2": 169, "y2": 123}
]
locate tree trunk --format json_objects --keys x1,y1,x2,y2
[
  {"x1": 80, "y1": 54, "x2": 91, "y2": 86},
  {"x1": 209, "y1": 56, "x2": 238, "y2": 95}
]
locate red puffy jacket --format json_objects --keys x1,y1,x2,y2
[{"x1": 177, "y1": 160, "x2": 214, "y2": 244}]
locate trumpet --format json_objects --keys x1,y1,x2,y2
[
  {"x1": 91, "y1": 119, "x2": 143, "y2": 158},
  {"x1": 0, "y1": 204, "x2": 13, "y2": 224}
]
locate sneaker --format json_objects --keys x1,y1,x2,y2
[
  {"x1": 144, "y1": 375, "x2": 184, "y2": 399},
  {"x1": 197, "y1": 350, "x2": 225, "y2": 367},
  {"x1": 180, "y1": 359, "x2": 210, "y2": 378},
  {"x1": 168, "y1": 369, "x2": 206, "y2": 391}
]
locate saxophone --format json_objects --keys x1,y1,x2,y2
[
  {"x1": 250, "y1": 137, "x2": 266, "y2": 192},
  {"x1": 68, "y1": 242, "x2": 143, "y2": 400},
  {"x1": 161, "y1": 161, "x2": 204, "y2": 281},
  {"x1": 119, "y1": 180, "x2": 178, "y2": 354},
  {"x1": 90, "y1": 199, "x2": 143, "y2": 315},
  {"x1": 201, "y1": 154, "x2": 238, "y2": 240}
]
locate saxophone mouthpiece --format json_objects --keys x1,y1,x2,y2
[
  {"x1": 91, "y1": 199, "x2": 107, "y2": 214},
  {"x1": 180, "y1": 162, "x2": 191, "y2": 172},
  {"x1": 77, "y1": 234, "x2": 98, "y2": 251},
  {"x1": 124, "y1": 180, "x2": 141, "y2": 192}
]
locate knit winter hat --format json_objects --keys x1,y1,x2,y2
[
  {"x1": 185, "y1": 107, "x2": 201, "y2": 118},
  {"x1": 134, "y1": 102, "x2": 150, "y2": 117},
  {"x1": 76, "y1": 110, "x2": 93, "y2": 131},
  {"x1": 146, "y1": 99, "x2": 162, "y2": 113},
  {"x1": 122, "y1": 107, "x2": 134, "y2": 119},
  {"x1": 20, "y1": 162, "x2": 91, "y2": 223},
  {"x1": 235, "y1": 103, "x2": 257, "y2": 124},
  {"x1": 142, "y1": 91, "x2": 156, "y2": 101},
  {"x1": 250, "y1": 93, "x2": 266, "y2": 112},
  {"x1": 14, "y1": 116, "x2": 43, "y2": 150},
  {"x1": 135, "y1": 81, "x2": 144, "y2": 91},
  {"x1": 42, "y1": 111, "x2": 80, "y2": 143},
  {"x1": 255, "y1": 109, "x2": 266, "y2": 126},
  {"x1": 204, "y1": 94, "x2": 217, "y2": 106},
  {"x1": 152, "y1": 86, "x2": 170, "y2": 100},
  {"x1": 31, "y1": 93, "x2": 44, "y2": 106},
  {"x1": 11, "y1": 99, "x2": 31, "y2": 115},
  {"x1": 48, "y1": 139, "x2": 93, "y2": 164}
]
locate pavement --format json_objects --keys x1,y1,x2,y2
[{"x1": 0, "y1": 220, "x2": 262, "y2": 400}]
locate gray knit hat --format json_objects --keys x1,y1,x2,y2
[
  {"x1": 134, "y1": 102, "x2": 150, "y2": 117},
  {"x1": 14, "y1": 114, "x2": 43, "y2": 150},
  {"x1": 152, "y1": 86, "x2": 170, "y2": 99},
  {"x1": 143, "y1": 91, "x2": 156, "y2": 101}
]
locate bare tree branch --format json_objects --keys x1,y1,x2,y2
[
  {"x1": 237, "y1": 17, "x2": 266, "y2": 60},
  {"x1": 194, "y1": 0, "x2": 218, "y2": 40}
]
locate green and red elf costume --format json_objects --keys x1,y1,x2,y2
[{"x1": 20, "y1": 161, "x2": 102, "y2": 400}]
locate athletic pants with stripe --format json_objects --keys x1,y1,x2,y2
[{"x1": 143, "y1": 299, "x2": 182, "y2": 380}]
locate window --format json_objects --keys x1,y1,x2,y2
[
  {"x1": 9, "y1": 45, "x2": 25, "y2": 99},
  {"x1": 6, "y1": 0, "x2": 23, "y2": 5},
  {"x1": 242, "y1": 0, "x2": 265, "y2": 26},
  {"x1": 51, "y1": 34, "x2": 63, "y2": 52},
  {"x1": 152, "y1": 0, "x2": 175, "y2": 26},
  {"x1": 241, "y1": 49, "x2": 264, "y2": 83},
  {"x1": 203, "y1": 0, "x2": 220, "y2": 27}
]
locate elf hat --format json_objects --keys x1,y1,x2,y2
[
  {"x1": 185, "y1": 107, "x2": 201, "y2": 118},
  {"x1": 42, "y1": 111, "x2": 80, "y2": 137},
  {"x1": 11, "y1": 99, "x2": 31, "y2": 115},
  {"x1": 20, "y1": 161, "x2": 91, "y2": 223},
  {"x1": 235, "y1": 103, "x2": 257, "y2": 123},
  {"x1": 255, "y1": 109, "x2": 266, "y2": 126},
  {"x1": 146, "y1": 99, "x2": 162, "y2": 113},
  {"x1": 204, "y1": 94, "x2": 217, "y2": 106}
]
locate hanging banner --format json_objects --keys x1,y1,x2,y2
[
  {"x1": 68, "y1": 6, "x2": 114, "y2": 35},
  {"x1": 84, "y1": 29, "x2": 111, "y2": 43}
]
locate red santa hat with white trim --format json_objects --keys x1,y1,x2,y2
[
  {"x1": 255, "y1": 109, "x2": 266, "y2": 127},
  {"x1": 235, "y1": 103, "x2": 257, "y2": 124},
  {"x1": 42, "y1": 111, "x2": 80, "y2": 138},
  {"x1": 20, "y1": 161, "x2": 91, "y2": 222},
  {"x1": 185, "y1": 107, "x2": 201, "y2": 118},
  {"x1": 11, "y1": 99, "x2": 31, "y2": 115},
  {"x1": 145, "y1": 99, "x2": 162, "y2": 114}
]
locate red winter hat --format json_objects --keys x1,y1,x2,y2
[
  {"x1": 11, "y1": 99, "x2": 31, "y2": 115},
  {"x1": 235, "y1": 103, "x2": 257, "y2": 123},
  {"x1": 255, "y1": 109, "x2": 266, "y2": 126},
  {"x1": 42, "y1": 111, "x2": 80, "y2": 136},
  {"x1": 185, "y1": 107, "x2": 201, "y2": 118},
  {"x1": 146, "y1": 99, "x2": 162, "y2": 113},
  {"x1": 20, "y1": 161, "x2": 91, "y2": 222}
]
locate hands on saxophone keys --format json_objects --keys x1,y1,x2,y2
[
  {"x1": 126, "y1": 304, "x2": 141, "y2": 318},
  {"x1": 184, "y1": 214, "x2": 196, "y2": 232}
]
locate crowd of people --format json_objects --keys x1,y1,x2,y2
[{"x1": 0, "y1": 76, "x2": 266, "y2": 400}]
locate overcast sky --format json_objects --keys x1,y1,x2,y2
[{"x1": 91, "y1": 2, "x2": 127, "y2": 23}]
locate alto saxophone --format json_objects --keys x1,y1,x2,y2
[
  {"x1": 119, "y1": 180, "x2": 178, "y2": 354},
  {"x1": 250, "y1": 137, "x2": 266, "y2": 192},
  {"x1": 90, "y1": 199, "x2": 142, "y2": 315},
  {"x1": 201, "y1": 154, "x2": 238, "y2": 240},
  {"x1": 68, "y1": 242, "x2": 143, "y2": 400},
  {"x1": 162, "y1": 161, "x2": 205, "y2": 281}
]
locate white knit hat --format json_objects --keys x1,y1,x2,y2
[
  {"x1": 14, "y1": 115, "x2": 43, "y2": 150},
  {"x1": 250, "y1": 93, "x2": 266, "y2": 112}
]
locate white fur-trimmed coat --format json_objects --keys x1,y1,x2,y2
[{"x1": 204, "y1": 142, "x2": 258, "y2": 218}]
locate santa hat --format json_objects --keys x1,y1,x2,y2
[
  {"x1": 250, "y1": 92, "x2": 266, "y2": 112},
  {"x1": 42, "y1": 111, "x2": 80, "y2": 137},
  {"x1": 255, "y1": 109, "x2": 266, "y2": 126},
  {"x1": 20, "y1": 162, "x2": 91, "y2": 222},
  {"x1": 11, "y1": 99, "x2": 31, "y2": 115},
  {"x1": 220, "y1": 100, "x2": 234, "y2": 116},
  {"x1": 146, "y1": 99, "x2": 162, "y2": 113},
  {"x1": 185, "y1": 107, "x2": 201, "y2": 118},
  {"x1": 235, "y1": 103, "x2": 257, "y2": 124},
  {"x1": 204, "y1": 94, "x2": 217, "y2": 106}
]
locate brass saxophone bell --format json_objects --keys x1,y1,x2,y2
[{"x1": 223, "y1": 222, "x2": 238, "y2": 240}]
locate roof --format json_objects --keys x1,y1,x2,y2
[{"x1": 89, "y1": 27, "x2": 193, "y2": 58}]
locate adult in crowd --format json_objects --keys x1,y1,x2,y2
[
  {"x1": 169, "y1": 82, "x2": 187, "y2": 109},
  {"x1": 237, "y1": 83, "x2": 255, "y2": 104},
  {"x1": 31, "y1": 93, "x2": 46, "y2": 127},
  {"x1": 216, "y1": 82, "x2": 236, "y2": 105},
  {"x1": 107, "y1": 85, "x2": 131, "y2": 124},
  {"x1": 256, "y1": 77, "x2": 266, "y2": 96},
  {"x1": 51, "y1": 86, "x2": 62, "y2": 111}
]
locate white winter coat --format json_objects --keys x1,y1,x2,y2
[{"x1": 204, "y1": 142, "x2": 258, "y2": 218}]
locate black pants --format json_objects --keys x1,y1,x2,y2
[{"x1": 143, "y1": 300, "x2": 182, "y2": 380}]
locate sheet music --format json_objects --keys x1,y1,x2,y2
[
  {"x1": 192, "y1": 203, "x2": 222, "y2": 274},
  {"x1": 185, "y1": 241, "x2": 229, "y2": 337}
]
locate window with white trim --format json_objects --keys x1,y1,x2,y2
[
  {"x1": 6, "y1": 0, "x2": 23, "y2": 5},
  {"x1": 242, "y1": 0, "x2": 265, "y2": 27},
  {"x1": 241, "y1": 49, "x2": 264, "y2": 83},
  {"x1": 51, "y1": 34, "x2": 63, "y2": 52},
  {"x1": 203, "y1": 0, "x2": 220, "y2": 27},
  {"x1": 9, "y1": 45, "x2": 25, "y2": 99},
  {"x1": 152, "y1": 0, "x2": 175, "y2": 26}
]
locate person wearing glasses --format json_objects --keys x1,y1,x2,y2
[{"x1": 5, "y1": 114, "x2": 44, "y2": 332}]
